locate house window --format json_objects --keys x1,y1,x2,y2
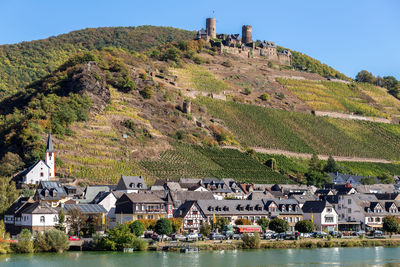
[
  {"x1": 193, "y1": 210, "x2": 199, "y2": 215},
  {"x1": 53, "y1": 216, "x2": 58, "y2": 223},
  {"x1": 137, "y1": 215, "x2": 144, "y2": 219},
  {"x1": 40, "y1": 172, "x2": 44, "y2": 177},
  {"x1": 187, "y1": 220, "x2": 194, "y2": 226},
  {"x1": 327, "y1": 208, "x2": 332, "y2": 213},
  {"x1": 40, "y1": 216, "x2": 45, "y2": 223},
  {"x1": 147, "y1": 215, "x2": 154, "y2": 219},
  {"x1": 368, "y1": 217, "x2": 373, "y2": 222},
  {"x1": 348, "y1": 208, "x2": 351, "y2": 213},
  {"x1": 375, "y1": 217, "x2": 381, "y2": 222},
  {"x1": 348, "y1": 199, "x2": 352, "y2": 205},
  {"x1": 325, "y1": 217, "x2": 334, "y2": 223}
]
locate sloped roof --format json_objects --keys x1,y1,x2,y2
[
  {"x1": 80, "y1": 185, "x2": 114, "y2": 204},
  {"x1": 302, "y1": 200, "x2": 331, "y2": 213},
  {"x1": 170, "y1": 191, "x2": 215, "y2": 203},
  {"x1": 22, "y1": 201, "x2": 58, "y2": 214},
  {"x1": 116, "y1": 176, "x2": 147, "y2": 190},
  {"x1": 20, "y1": 160, "x2": 50, "y2": 177},
  {"x1": 247, "y1": 191, "x2": 275, "y2": 200},
  {"x1": 64, "y1": 204, "x2": 107, "y2": 214},
  {"x1": 197, "y1": 199, "x2": 268, "y2": 216}
]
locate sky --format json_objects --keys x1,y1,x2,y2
[{"x1": 1, "y1": 0, "x2": 399, "y2": 79}]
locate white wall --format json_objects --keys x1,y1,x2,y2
[
  {"x1": 45, "y1": 152, "x2": 55, "y2": 178},
  {"x1": 24, "y1": 161, "x2": 50, "y2": 184},
  {"x1": 20, "y1": 213, "x2": 58, "y2": 227}
]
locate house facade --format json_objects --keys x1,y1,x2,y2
[
  {"x1": 174, "y1": 201, "x2": 207, "y2": 233},
  {"x1": 302, "y1": 200, "x2": 338, "y2": 231}
]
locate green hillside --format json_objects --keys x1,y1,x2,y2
[
  {"x1": 0, "y1": 26, "x2": 195, "y2": 97},
  {"x1": 196, "y1": 97, "x2": 400, "y2": 160}
]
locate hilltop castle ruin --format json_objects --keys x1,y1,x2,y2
[{"x1": 196, "y1": 18, "x2": 292, "y2": 65}]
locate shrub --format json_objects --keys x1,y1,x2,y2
[
  {"x1": 200, "y1": 224, "x2": 212, "y2": 237},
  {"x1": 132, "y1": 238, "x2": 148, "y2": 251},
  {"x1": 383, "y1": 216, "x2": 400, "y2": 237},
  {"x1": 175, "y1": 130, "x2": 185, "y2": 140},
  {"x1": 43, "y1": 229, "x2": 69, "y2": 253},
  {"x1": 168, "y1": 218, "x2": 183, "y2": 233},
  {"x1": 129, "y1": 220, "x2": 145, "y2": 237},
  {"x1": 244, "y1": 88, "x2": 252, "y2": 95},
  {"x1": 257, "y1": 218, "x2": 270, "y2": 232},
  {"x1": 140, "y1": 85, "x2": 154, "y2": 99},
  {"x1": 242, "y1": 233, "x2": 261, "y2": 249},
  {"x1": 13, "y1": 229, "x2": 34, "y2": 253},
  {"x1": 259, "y1": 93, "x2": 270, "y2": 101},
  {"x1": 221, "y1": 61, "x2": 233, "y2": 68}
]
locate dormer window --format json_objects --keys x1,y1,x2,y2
[
  {"x1": 129, "y1": 183, "x2": 135, "y2": 188},
  {"x1": 137, "y1": 183, "x2": 142, "y2": 188}
]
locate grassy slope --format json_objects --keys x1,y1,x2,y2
[
  {"x1": 196, "y1": 97, "x2": 400, "y2": 160},
  {"x1": 0, "y1": 26, "x2": 195, "y2": 97}
]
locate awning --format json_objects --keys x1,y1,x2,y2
[
  {"x1": 338, "y1": 222, "x2": 361, "y2": 225},
  {"x1": 366, "y1": 224, "x2": 383, "y2": 228}
]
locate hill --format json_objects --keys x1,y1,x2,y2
[
  {"x1": 0, "y1": 26, "x2": 195, "y2": 97},
  {"x1": 2, "y1": 26, "x2": 400, "y2": 185}
]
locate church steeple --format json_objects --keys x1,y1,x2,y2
[
  {"x1": 45, "y1": 133, "x2": 55, "y2": 178},
  {"x1": 46, "y1": 134, "x2": 54, "y2": 152}
]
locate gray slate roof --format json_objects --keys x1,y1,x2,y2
[
  {"x1": 64, "y1": 204, "x2": 107, "y2": 214},
  {"x1": 116, "y1": 176, "x2": 147, "y2": 191}
]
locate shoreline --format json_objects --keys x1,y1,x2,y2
[{"x1": 150, "y1": 238, "x2": 400, "y2": 252}]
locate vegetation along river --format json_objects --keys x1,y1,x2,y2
[{"x1": 2, "y1": 247, "x2": 400, "y2": 266}]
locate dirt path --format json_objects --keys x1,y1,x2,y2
[{"x1": 252, "y1": 147, "x2": 392, "y2": 163}]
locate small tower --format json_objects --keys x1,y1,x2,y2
[
  {"x1": 242, "y1": 25, "x2": 253, "y2": 44},
  {"x1": 45, "y1": 134, "x2": 55, "y2": 178},
  {"x1": 206, "y1": 18, "x2": 216, "y2": 39}
]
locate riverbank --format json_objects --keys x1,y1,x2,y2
[{"x1": 151, "y1": 238, "x2": 400, "y2": 251}]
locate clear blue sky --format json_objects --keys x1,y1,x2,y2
[{"x1": 1, "y1": 0, "x2": 399, "y2": 79}]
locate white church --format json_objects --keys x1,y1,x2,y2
[{"x1": 21, "y1": 134, "x2": 55, "y2": 184}]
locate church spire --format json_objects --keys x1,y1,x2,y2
[{"x1": 46, "y1": 134, "x2": 54, "y2": 153}]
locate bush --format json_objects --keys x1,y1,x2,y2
[
  {"x1": 259, "y1": 93, "x2": 270, "y2": 101},
  {"x1": 138, "y1": 219, "x2": 157, "y2": 231},
  {"x1": 140, "y1": 85, "x2": 154, "y2": 99},
  {"x1": 200, "y1": 224, "x2": 212, "y2": 237},
  {"x1": 132, "y1": 238, "x2": 148, "y2": 251},
  {"x1": 221, "y1": 61, "x2": 233, "y2": 68},
  {"x1": 244, "y1": 88, "x2": 252, "y2": 95},
  {"x1": 13, "y1": 229, "x2": 34, "y2": 253},
  {"x1": 42, "y1": 229, "x2": 69, "y2": 253},
  {"x1": 129, "y1": 220, "x2": 145, "y2": 237},
  {"x1": 242, "y1": 233, "x2": 261, "y2": 249},
  {"x1": 155, "y1": 218, "x2": 172, "y2": 237}
]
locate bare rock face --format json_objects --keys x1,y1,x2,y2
[{"x1": 68, "y1": 61, "x2": 110, "y2": 111}]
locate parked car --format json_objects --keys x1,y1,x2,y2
[
  {"x1": 171, "y1": 234, "x2": 186, "y2": 241},
  {"x1": 329, "y1": 231, "x2": 342, "y2": 238},
  {"x1": 353, "y1": 230, "x2": 366, "y2": 236},
  {"x1": 68, "y1": 236, "x2": 80, "y2": 241},
  {"x1": 263, "y1": 231, "x2": 276, "y2": 240},
  {"x1": 313, "y1": 231, "x2": 328, "y2": 238},
  {"x1": 144, "y1": 232, "x2": 154, "y2": 239},
  {"x1": 186, "y1": 233, "x2": 198, "y2": 240},
  {"x1": 300, "y1": 233, "x2": 313, "y2": 238},
  {"x1": 209, "y1": 232, "x2": 225, "y2": 240},
  {"x1": 232, "y1": 233, "x2": 241, "y2": 240},
  {"x1": 371, "y1": 230, "x2": 384, "y2": 237}
]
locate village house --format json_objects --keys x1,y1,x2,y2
[
  {"x1": 115, "y1": 191, "x2": 173, "y2": 224},
  {"x1": 18, "y1": 201, "x2": 59, "y2": 234},
  {"x1": 174, "y1": 201, "x2": 207, "y2": 233},
  {"x1": 115, "y1": 176, "x2": 147, "y2": 193},
  {"x1": 91, "y1": 191, "x2": 124, "y2": 228},
  {"x1": 302, "y1": 200, "x2": 338, "y2": 231}
]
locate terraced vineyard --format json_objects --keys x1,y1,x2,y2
[
  {"x1": 139, "y1": 143, "x2": 291, "y2": 184},
  {"x1": 196, "y1": 97, "x2": 400, "y2": 160},
  {"x1": 277, "y1": 78, "x2": 400, "y2": 118}
]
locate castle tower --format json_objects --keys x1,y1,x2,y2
[
  {"x1": 45, "y1": 133, "x2": 55, "y2": 178},
  {"x1": 206, "y1": 18, "x2": 216, "y2": 39},
  {"x1": 242, "y1": 25, "x2": 253, "y2": 44}
]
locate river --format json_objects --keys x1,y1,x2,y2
[{"x1": 2, "y1": 247, "x2": 400, "y2": 266}]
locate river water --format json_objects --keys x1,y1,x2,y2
[{"x1": 2, "y1": 247, "x2": 400, "y2": 266}]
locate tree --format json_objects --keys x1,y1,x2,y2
[
  {"x1": 168, "y1": 218, "x2": 183, "y2": 233},
  {"x1": 140, "y1": 85, "x2": 154, "y2": 99},
  {"x1": 295, "y1": 220, "x2": 314, "y2": 233},
  {"x1": 234, "y1": 218, "x2": 252, "y2": 225},
  {"x1": 306, "y1": 171, "x2": 331, "y2": 187},
  {"x1": 383, "y1": 216, "x2": 400, "y2": 237},
  {"x1": 0, "y1": 152, "x2": 24, "y2": 177},
  {"x1": 129, "y1": 220, "x2": 145, "y2": 237},
  {"x1": 309, "y1": 154, "x2": 322, "y2": 172},
  {"x1": 14, "y1": 229, "x2": 34, "y2": 253},
  {"x1": 200, "y1": 223, "x2": 212, "y2": 237},
  {"x1": 34, "y1": 232, "x2": 50, "y2": 252},
  {"x1": 138, "y1": 219, "x2": 157, "y2": 231},
  {"x1": 257, "y1": 218, "x2": 270, "y2": 232},
  {"x1": 355, "y1": 70, "x2": 376, "y2": 84},
  {"x1": 155, "y1": 218, "x2": 172, "y2": 241},
  {"x1": 43, "y1": 229, "x2": 69, "y2": 252},
  {"x1": 0, "y1": 179, "x2": 19, "y2": 217},
  {"x1": 361, "y1": 176, "x2": 377, "y2": 185},
  {"x1": 101, "y1": 224, "x2": 136, "y2": 251},
  {"x1": 215, "y1": 217, "x2": 229, "y2": 232},
  {"x1": 0, "y1": 220, "x2": 10, "y2": 254},
  {"x1": 269, "y1": 218, "x2": 289, "y2": 233},
  {"x1": 55, "y1": 208, "x2": 66, "y2": 232},
  {"x1": 67, "y1": 208, "x2": 87, "y2": 236},
  {"x1": 323, "y1": 156, "x2": 339, "y2": 173},
  {"x1": 378, "y1": 173, "x2": 395, "y2": 184}
]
